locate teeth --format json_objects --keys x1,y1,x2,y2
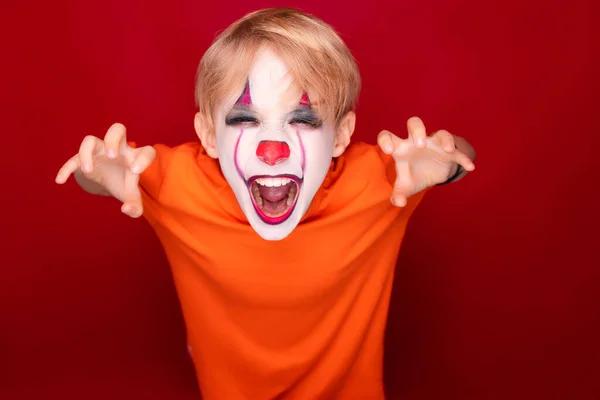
[
  {"x1": 250, "y1": 183, "x2": 261, "y2": 205},
  {"x1": 255, "y1": 177, "x2": 292, "y2": 187},
  {"x1": 286, "y1": 184, "x2": 297, "y2": 206}
]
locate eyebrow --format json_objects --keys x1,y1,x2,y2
[
  {"x1": 224, "y1": 99, "x2": 321, "y2": 123},
  {"x1": 226, "y1": 104, "x2": 315, "y2": 115},
  {"x1": 228, "y1": 103, "x2": 255, "y2": 113},
  {"x1": 288, "y1": 107, "x2": 317, "y2": 118}
]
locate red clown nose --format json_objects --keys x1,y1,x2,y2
[{"x1": 256, "y1": 140, "x2": 290, "y2": 166}]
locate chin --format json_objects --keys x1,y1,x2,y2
[{"x1": 244, "y1": 174, "x2": 304, "y2": 241}]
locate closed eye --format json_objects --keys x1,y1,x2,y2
[
  {"x1": 289, "y1": 109, "x2": 322, "y2": 128},
  {"x1": 290, "y1": 118, "x2": 320, "y2": 128},
  {"x1": 225, "y1": 115, "x2": 259, "y2": 126}
]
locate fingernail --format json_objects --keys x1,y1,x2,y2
[
  {"x1": 131, "y1": 164, "x2": 141, "y2": 174},
  {"x1": 384, "y1": 144, "x2": 393, "y2": 153},
  {"x1": 83, "y1": 163, "x2": 91, "y2": 172},
  {"x1": 417, "y1": 138, "x2": 426, "y2": 147}
]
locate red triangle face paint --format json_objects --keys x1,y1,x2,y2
[
  {"x1": 299, "y1": 92, "x2": 311, "y2": 107},
  {"x1": 236, "y1": 81, "x2": 252, "y2": 106}
]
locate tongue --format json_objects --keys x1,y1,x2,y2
[
  {"x1": 263, "y1": 199, "x2": 289, "y2": 215},
  {"x1": 258, "y1": 182, "x2": 292, "y2": 202}
]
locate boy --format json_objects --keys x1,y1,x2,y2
[{"x1": 56, "y1": 7, "x2": 475, "y2": 399}]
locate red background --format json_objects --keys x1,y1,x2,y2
[{"x1": 1, "y1": 0, "x2": 598, "y2": 399}]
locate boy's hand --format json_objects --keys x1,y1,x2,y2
[
  {"x1": 55, "y1": 123, "x2": 156, "y2": 218},
  {"x1": 377, "y1": 117, "x2": 475, "y2": 207}
]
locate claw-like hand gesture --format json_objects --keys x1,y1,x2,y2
[
  {"x1": 55, "y1": 123, "x2": 156, "y2": 217},
  {"x1": 377, "y1": 117, "x2": 475, "y2": 207}
]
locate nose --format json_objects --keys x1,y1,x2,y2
[{"x1": 256, "y1": 140, "x2": 290, "y2": 166}]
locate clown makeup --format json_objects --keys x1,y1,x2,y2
[{"x1": 213, "y1": 47, "x2": 338, "y2": 241}]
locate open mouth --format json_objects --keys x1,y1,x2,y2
[{"x1": 247, "y1": 175, "x2": 301, "y2": 225}]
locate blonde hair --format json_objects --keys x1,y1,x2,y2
[{"x1": 195, "y1": 7, "x2": 361, "y2": 130}]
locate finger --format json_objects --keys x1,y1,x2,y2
[
  {"x1": 407, "y1": 116, "x2": 427, "y2": 148},
  {"x1": 455, "y1": 152, "x2": 476, "y2": 171},
  {"x1": 390, "y1": 192, "x2": 408, "y2": 207},
  {"x1": 121, "y1": 171, "x2": 143, "y2": 218},
  {"x1": 78, "y1": 135, "x2": 104, "y2": 173},
  {"x1": 129, "y1": 146, "x2": 156, "y2": 174},
  {"x1": 121, "y1": 200, "x2": 143, "y2": 218},
  {"x1": 391, "y1": 160, "x2": 411, "y2": 207},
  {"x1": 435, "y1": 130, "x2": 456, "y2": 152},
  {"x1": 103, "y1": 123, "x2": 127, "y2": 159},
  {"x1": 377, "y1": 130, "x2": 397, "y2": 154},
  {"x1": 55, "y1": 154, "x2": 80, "y2": 184},
  {"x1": 391, "y1": 179, "x2": 410, "y2": 207}
]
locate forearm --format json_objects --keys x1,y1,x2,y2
[{"x1": 73, "y1": 170, "x2": 112, "y2": 196}]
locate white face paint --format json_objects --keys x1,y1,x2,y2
[{"x1": 213, "y1": 48, "x2": 337, "y2": 241}]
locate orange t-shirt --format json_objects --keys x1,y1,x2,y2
[{"x1": 139, "y1": 141, "x2": 427, "y2": 400}]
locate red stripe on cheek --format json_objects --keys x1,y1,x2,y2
[
  {"x1": 296, "y1": 129, "x2": 306, "y2": 171},
  {"x1": 234, "y1": 129, "x2": 245, "y2": 179}
]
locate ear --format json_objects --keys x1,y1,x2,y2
[
  {"x1": 332, "y1": 111, "x2": 356, "y2": 157},
  {"x1": 194, "y1": 112, "x2": 218, "y2": 159}
]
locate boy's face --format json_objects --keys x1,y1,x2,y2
[{"x1": 206, "y1": 48, "x2": 342, "y2": 240}]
